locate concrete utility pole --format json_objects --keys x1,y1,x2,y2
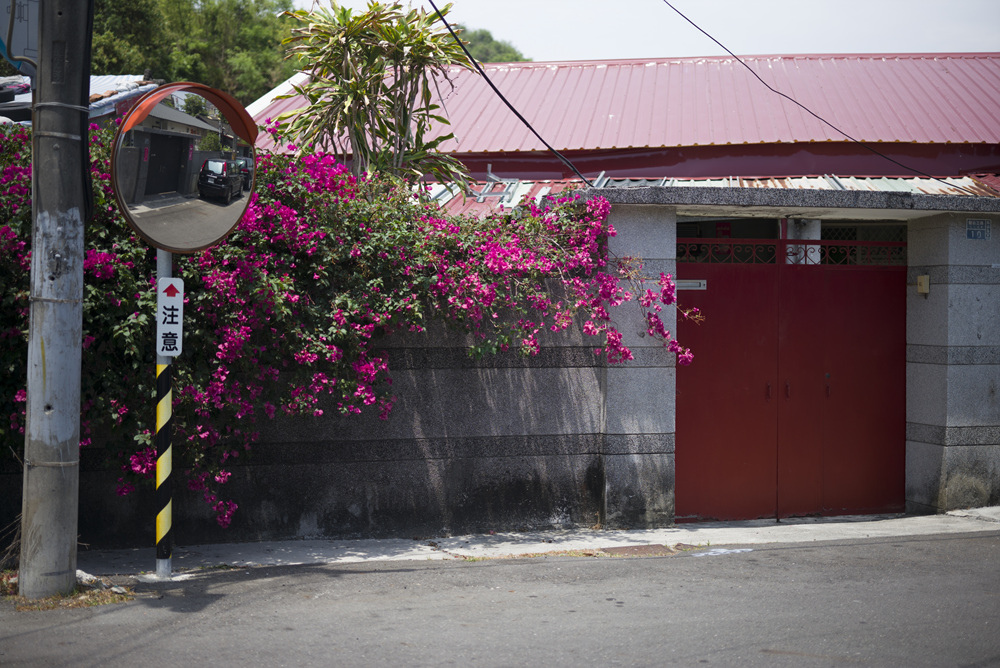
[{"x1": 19, "y1": 0, "x2": 93, "y2": 598}]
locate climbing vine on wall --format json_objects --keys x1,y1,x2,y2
[{"x1": 0, "y1": 120, "x2": 693, "y2": 527}]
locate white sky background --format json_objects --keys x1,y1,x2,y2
[{"x1": 291, "y1": 0, "x2": 1000, "y2": 62}]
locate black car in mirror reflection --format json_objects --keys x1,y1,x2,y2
[
  {"x1": 234, "y1": 156, "x2": 254, "y2": 192},
  {"x1": 198, "y1": 158, "x2": 244, "y2": 204}
]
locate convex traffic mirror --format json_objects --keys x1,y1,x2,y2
[{"x1": 110, "y1": 83, "x2": 259, "y2": 253}]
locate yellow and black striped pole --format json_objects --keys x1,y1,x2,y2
[
  {"x1": 154, "y1": 249, "x2": 181, "y2": 579},
  {"x1": 155, "y1": 361, "x2": 173, "y2": 575}
]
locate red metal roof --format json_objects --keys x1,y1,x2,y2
[{"x1": 252, "y1": 53, "x2": 1000, "y2": 156}]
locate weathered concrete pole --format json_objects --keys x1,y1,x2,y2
[{"x1": 19, "y1": 0, "x2": 93, "y2": 598}]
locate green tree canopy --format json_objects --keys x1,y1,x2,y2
[
  {"x1": 456, "y1": 24, "x2": 530, "y2": 63},
  {"x1": 182, "y1": 93, "x2": 208, "y2": 117},
  {"x1": 91, "y1": 0, "x2": 171, "y2": 77},
  {"x1": 198, "y1": 132, "x2": 222, "y2": 151},
  {"x1": 90, "y1": 0, "x2": 297, "y2": 105}
]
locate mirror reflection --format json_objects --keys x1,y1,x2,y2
[{"x1": 112, "y1": 90, "x2": 254, "y2": 253}]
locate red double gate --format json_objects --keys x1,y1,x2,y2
[{"x1": 675, "y1": 238, "x2": 906, "y2": 520}]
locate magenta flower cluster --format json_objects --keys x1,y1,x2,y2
[{"x1": 1, "y1": 120, "x2": 692, "y2": 530}]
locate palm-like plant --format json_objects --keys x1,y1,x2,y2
[{"x1": 278, "y1": 1, "x2": 472, "y2": 188}]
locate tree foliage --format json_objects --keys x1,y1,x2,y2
[
  {"x1": 456, "y1": 24, "x2": 531, "y2": 63},
  {"x1": 90, "y1": 0, "x2": 297, "y2": 105},
  {"x1": 182, "y1": 94, "x2": 208, "y2": 118},
  {"x1": 197, "y1": 132, "x2": 222, "y2": 152},
  {"x1": 91, "y1": 0, "x2": 171, "y2": 78},
  {"x1": 277, "y1": 1, "x2": 472, "y2": 187}
]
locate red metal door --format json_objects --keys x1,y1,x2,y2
[
  {"x1": 819, "y1": 266, "x2": 906, "y2": 514},
  {"x1": 776, "y1": 262, "x2": 826, "y2": 517},
  {"x1": 675, "y1": 258, "x2": 779, "y2": 521},
  {"x1": 676, "y1": 237, "x2": 905, "y2": 521}
]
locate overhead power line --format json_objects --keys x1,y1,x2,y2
[
  {"x1": 427, "y1": 0, "x2": 594, "y2": 187},
  {"x1": 661, "y1": 0, "x2": 979, "y2": 196}
]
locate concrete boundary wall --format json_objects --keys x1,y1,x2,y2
[
  {"x1": 2, "y1": 344, "x2": 613, "y2": 548},
  {"x1": 5, "y1": 191, "x2": 997, "y2": 551}
]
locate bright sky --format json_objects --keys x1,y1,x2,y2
[{"x1": 291, "y1": 0, "x2": 1000, "y2": 62}]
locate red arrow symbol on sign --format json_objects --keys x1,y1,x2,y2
[{"x1": 163, "y1": 283, "x2": 181, "y2": 297}]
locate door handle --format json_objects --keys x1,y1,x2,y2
[
  {"x1": 766, "y1": 382, "x2": 771, "y2": 401},
  {"x1": 785, "y1": 381, "x2": 790, "y2": 399}
]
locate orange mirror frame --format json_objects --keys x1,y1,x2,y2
[{"x1": 110, "y1": 83, "x2": 259, "y2": 253}]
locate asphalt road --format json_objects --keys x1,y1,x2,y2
[
  {"x1": 128, "y1": 194, "x2": 246, "y2": 249},
  {"x1": 3, "y1": 532, "x2": 999, "y2": 667}
]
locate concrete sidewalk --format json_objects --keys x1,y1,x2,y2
[{"x1": 76, "y1": 506, "x2": 1000, "y2": 578}]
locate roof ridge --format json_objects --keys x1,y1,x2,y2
[{"x1": 475, "y1": 52, "x2": 1000, "y2": 68}]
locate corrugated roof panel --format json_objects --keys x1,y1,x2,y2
[
  {"x1": 892, "y1": 58, "x2": 955, "y2": 142},
  {"x1": 424, "y1": 174, "x2": 998, "y2": 217},
  {"x1": 675, "y1": 61, "x2": 697, "y2": 147},
  {"x1": 252, "y1": 53, "x2": 1000, "y2": 155},
  {"x1": 430, "y1": 175, "x2": 997, "y2": 217},
  {"x1": 740, "y1": 58, "x2": 781, "y2": 143},
  {"x1": 599, "y1": 63, "x2": 632, "y2": 149},
  {"x1": 939, "y1": 57, "x2": 1000, "y2": 142},
  {"x1": 850, "y1": 58, "x2": 904, "y2": 141},
  {"x1": 644, "y1": 63, "x2": 667, "y2": 149},
  {"x1": 595, "y1": 174, "x2": 998, "y2": 197},
  {"x1": 531, "y1": 65, "x2": 563, "y2": 150},
  {"x1": 631, "y1": 62, "x2": 659, "y2": 148},
  {"x1": 722, "y1": 60, "x2": 751, "y2": 144},
  {"x1": 604, "y1": 64, "x2": 629, "y2": 148},
  {"x1": 804, "y1": 58, "x2": 848, "y2": 141},
  {"x1": 566, "y1": 64, "x2": 600, "y2": 150},
  {"x1": 778, "y1": 58, "x2": 834, "y2": 141},
  {"x1": 973, "y1": 174, "x2": 1000, "y2": 191}
]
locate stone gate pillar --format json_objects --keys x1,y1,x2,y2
[
  {"x1": 906, "y1": 213, "x2": 1000, "y2": 512},
  {"x1": 603, "y1": 205, "x2": 678, "y2": 528}
]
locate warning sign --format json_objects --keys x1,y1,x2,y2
[{"x1": 156, "y1": 278, "x2": 184, "y2": 357}]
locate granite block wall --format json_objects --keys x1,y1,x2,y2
[{"x1": 906, "y1": 213, "x2": 1000, "y2": 511}]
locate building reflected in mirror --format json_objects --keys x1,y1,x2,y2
[{"x1": 111, "y1": 85, "x2": 258, "y2": 253}]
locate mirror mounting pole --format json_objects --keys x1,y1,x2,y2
[
  {"x1": 154, "y1": 249, "x2": 174, "y2": 579},
  {"x1": 107, "y1": 84, "x2": 257, "y2": 576}
]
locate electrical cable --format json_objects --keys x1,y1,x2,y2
[
  {"x1": 661, "y1": 0, "x2": 979, "y2": 196},
  {"x1": 427, "y1": 0, "x2": 594, "y2": 187}
]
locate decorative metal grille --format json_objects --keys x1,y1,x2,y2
[
  {"x1": 821, "y1": 226, "x2": 858, "y2": 242},
  {"x1": 678, "y1": 239, "x2": 907, "y2": 266},
  {"x1": 677, "y1": 240, "x2": 778, "y2": 264},
  {"x1": 821, "y1": 224, "x2": 907, "y2": 243}
]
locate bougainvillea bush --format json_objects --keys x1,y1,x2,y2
[{"x1": 0, "y1": 120, "x2": 693, "y2": 527}]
